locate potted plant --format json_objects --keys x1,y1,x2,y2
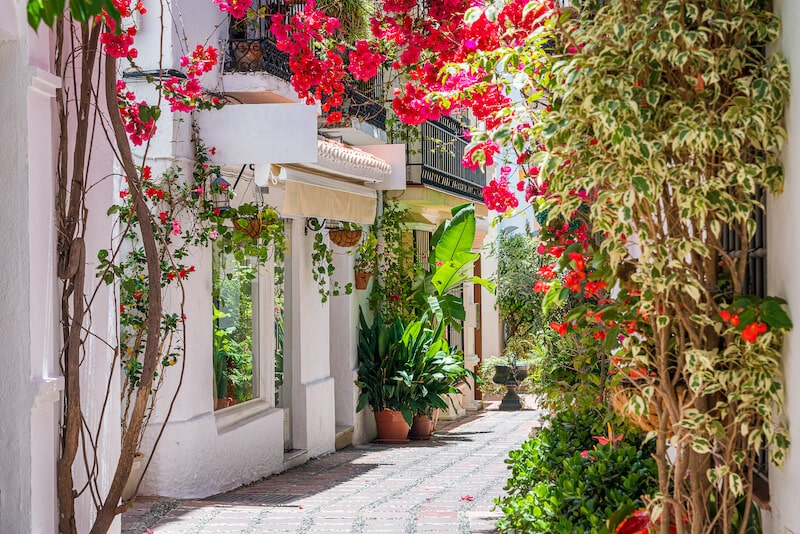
[
  {"x1": 355, "y1": 310, "x2": 414, "y2": 442},
  {"x1": 404, "y1": 319, "x2": 471, "y2": 440},
  {"x1": 329, "y1": 221, "x2": 363, "y2": 248},
  {"x1": 355, "y1": 309, "x2": 474, "y2": 442},
  {"x1": 353, "y1": 231, "x2": 378, "y2": 290}
]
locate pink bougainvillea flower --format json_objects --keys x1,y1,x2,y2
[
  {"x1": 171, "y1": 219, "x2": 181, "y2": 236},
  {"x1": 213, "y1": 0, "x2": 252, "y2": 19}
]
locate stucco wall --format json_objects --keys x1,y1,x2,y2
[
  {"x1": 765, "y1": 3, "x2": 800, "y2": 533},
  {"x1": 480, "y1": 225, "x2": 503, "y2": 361},
  {"x1": 0, "y1": 7, "x2": 35, "y2": 532}
]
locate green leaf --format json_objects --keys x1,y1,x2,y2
[
  {"x1": 631, "y1": 176, "x2": 649, "y2": 195},
  {"x1": 433, "y1": 203, "x2": 475, "y2": 267},
  {"x1": 542, "y1": 280, "x2": 565, "y2": 314},
  {"x1": 691, "y1": 437, "x2": 712, "y2": 454},
  {"x1": 464, "y1": 7, "x2": 483, "y2": 24},
  {"x1": 762, "y1": 298, "x2": 793, "y2": 329}
]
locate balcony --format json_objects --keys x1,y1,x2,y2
[
  {"x1": 222, "y1": 1, "x2": 386, "y2": 132},
  {"x1": 407, "y1": 117, "x2": 487, "y2": 203}
]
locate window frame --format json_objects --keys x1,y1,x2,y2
[{"x1": 212, "y1": 239, "x2": 277, "y2": 426}]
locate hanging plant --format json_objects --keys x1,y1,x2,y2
[
  {"x1": 329, "y1": 221, "x2": 363, "y2": 248},
  {"x1": 308, "y1": 218, "x2": 353, "y2": 303}
]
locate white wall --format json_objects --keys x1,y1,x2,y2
[
  {"x1": 766, "y1": 3, "x2": 800, "y2": 533},
  {"x1": 288, "y1": 222, "x2": 336, "y2": 457},
  {"x1": 0, "y1": 6, "x2": 37, "y2": 531},
  {"x1": 480, "y1": 225, "x2": 503, "y2": 361},
  {"x1": 0, "y1": 3, "x2": 122, "y2": 532}
]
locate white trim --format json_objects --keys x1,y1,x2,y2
[
  {"x1": 214, "y1": 400, "x2": 279, "y2": 433},
  {"x1": 33, "y1": 376, "x2": 64, "y2": 408},
  {"x1": 29, "y1": 67, "x2": 61, "y2": 98}
]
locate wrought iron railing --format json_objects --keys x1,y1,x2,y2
[
  {"x1": 419, "y1": 118, "x2": 487, "y2": 202},
  {"x1": 222, "y1": 0, "x2": 386, "y2": 131},
  {"x1": 720, "y1": 185, "x2": 769, "y2": 488}
]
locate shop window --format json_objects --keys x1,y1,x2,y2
[{"x1": 212, "y1": 241, "x2": 260, "y2": 410}]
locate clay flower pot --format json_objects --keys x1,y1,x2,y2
[
  {"x1": 354, "y1": 271, "x2": 371, "y2": 290},
  {"x1": 409, "y1": 409, "x2": 439, "y2": 440},
  {"x1": 373, "y1": 409, "x2": 410, "y2": 443}
]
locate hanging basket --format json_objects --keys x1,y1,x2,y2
[
  {"x1": 329, "y1": 229, "x2": 362, "y2": 248},
  {"x1": 233, "y1": 217, "x2": 264, "y2": 239}
]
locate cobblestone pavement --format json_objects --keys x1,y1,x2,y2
[{"x1": 122, "y1": 408, "x2": 541, "y2": 534}]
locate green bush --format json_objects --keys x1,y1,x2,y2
[{"x1": 496, "y1": 409, "x2": 657, "y2": 534}]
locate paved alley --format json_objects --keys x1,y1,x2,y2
[{"x1": 122, "y1": 409, "x2": 540, "y2": 534}]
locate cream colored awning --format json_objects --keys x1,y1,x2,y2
[
  {"x1": 272, "y1": 138, "x2": 392, "y2": 224},
  {"x1": 283, "y1": 178, "x2": 377, "y2": 225}
]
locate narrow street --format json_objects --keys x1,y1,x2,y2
[{"x1": 122, "y1": 409, "x2": 540, "y2": 534}]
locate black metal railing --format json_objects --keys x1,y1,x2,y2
[
  {"x1": 720, "y1": 185, "x2": 769, "y2": 487},
  {"x1": 223, "y1": 0, "x2": 386, "y2": 131},
  {"x1": 223, "y1": 0, "x2": 301, "y2": 76},
  {"x1": 419, "y1": 118, "x2": 487, "y2": 202}
]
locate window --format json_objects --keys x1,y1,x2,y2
[
  {"x1": 212, "y1": 241, "x2": 260, "y2": 410},
  {"x1": 273, "y1": 245, "x2": 285, "y2": 407}
]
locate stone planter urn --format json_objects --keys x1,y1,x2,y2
[{"x1": 492, "y1": 364, "x2": 529, "y2": 411}]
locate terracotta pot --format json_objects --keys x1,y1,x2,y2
[
  {"x1": 409, "y1": 409, "x2": 439, "y2": 440},
  {"x1": 230, "y1": 42, "x2": 263, "y2": 72},
  {"x1": 373, "y1": 409, "x2": 410, "y2": 443},
  {"x1": 354, "y1": 271, "x2": 371, "y2": 290}
]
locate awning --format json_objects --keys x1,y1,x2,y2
[
  {"x1": 272, "y1": 139, "x2": 392, "y2": 225},
  {"x1": 282, "y1": 177, "x2": 377, "y2": 225}
]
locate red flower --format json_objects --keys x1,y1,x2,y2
[
  {"x1": 564, "y1": 270, "x2": 584, "y2": 292},
  {"x1": 536, "y1": 264, "x2": 556, "y2": 280},
  {"x1": 166, "y1": 272, "x2": 176, "y2": 281},
  {"x1": 567, "y1": 251, "x2": 585, "y2": 271},
  {"x1": 741, "y1": 322, "x2": 767, "y2": 343},
  {"x1": 719, "y1": 310, "x2": 731, "y2": 322},
  {"x1": 326, "y1": 111, "x2": 343, "y2": 124},
  {"x1": 593, "y1": 331, "x2": 606, "y2": 341},
  {"x1": 626, "y1": 321, "x2": 637, "y2": 334},
  {"x1": 533, "y1": 280, "x2": 551, "y2": 293},
  {"x1": 594, "y1": 434, "x2": 623, "y2": 445},
  {"x1": 550, "y1": 322, "x2": 568, "y2": 336},
  {"x1": 730, "y1": 313, "x2": 740, "y2": 327},
  {"x1": 615, "y1": 510, "x2": 651, "y2": 534}
]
